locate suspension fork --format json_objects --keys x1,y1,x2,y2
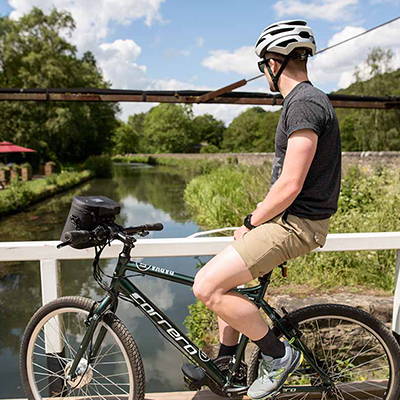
[{"x1": 67, "y1": 295, "x2": 113, "y2": 379}]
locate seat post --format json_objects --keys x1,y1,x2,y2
[{"x1": 256, "y1": 271, "x2": 272, "y2": 302}]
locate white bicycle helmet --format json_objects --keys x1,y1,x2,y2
[{"x1": 255, "y1": 20, "x2": 316, "y2": 58}]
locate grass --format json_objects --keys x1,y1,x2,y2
[
  {"x1": 112, "y1": 154, "x2": 224, "y2": 181},
  {"x1": 0, "y1": 170, "x2": 92, "y2": 216}
]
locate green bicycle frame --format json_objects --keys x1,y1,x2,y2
[{"x1": 68, "y1": 257, "x2": 332, "y2": 395}]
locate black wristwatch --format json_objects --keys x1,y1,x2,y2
[{"x1": 243, "y1": 213, "x2": 257, "y2": 230}]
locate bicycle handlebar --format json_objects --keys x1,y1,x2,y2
[
  {"x1": 124, "y1": 223, "x2": 164, "y2": 234},
  {"x1": 57, "y1": 222, "x2": 164, "y2": 249}
]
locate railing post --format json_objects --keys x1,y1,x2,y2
[
  {"x1": 40, "y1": 259, "x2": 63, "y2": 353},
  {"x1": 392, "y1": 250, "x2": 400, "y2": 341}
]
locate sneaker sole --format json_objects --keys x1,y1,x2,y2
[{"x1": 249, "y1": 351, "x2": 304, "y2": 400}]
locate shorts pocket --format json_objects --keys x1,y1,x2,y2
[{"x1": 313, "y1": 232, "x2": 327, "y2": 248}]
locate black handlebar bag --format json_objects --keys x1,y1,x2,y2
[{"x1": 61, "y1": 196, "x2": 121, "y2": 249}]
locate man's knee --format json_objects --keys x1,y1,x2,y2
[{"x1": 193, "y1": 271, "x2": 223, "y2": 309}]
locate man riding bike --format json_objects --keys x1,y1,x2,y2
[{"x1": 192, "y1": 20, "x2": 341, "y2": 399}]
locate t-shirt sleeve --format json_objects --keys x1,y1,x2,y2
[{"x1": 285, "y1": 99, "x2": 326, "y2": 137}]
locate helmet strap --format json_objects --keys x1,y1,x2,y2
[{"x1": 266, "y1": 55, "x2": 290, "y2": 93}]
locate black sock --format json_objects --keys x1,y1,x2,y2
[
  {"x1": 217, "y1": 343, "x2": 238, "y2": 358},
  {"x1": 254, "y1": 330, "x2": 285, "y2": 359}
]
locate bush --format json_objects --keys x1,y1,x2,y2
[
  {"x1": 84, "y1": 155, "x2": 112, "y2": 178},
  {"x1": 0, "y1": 170, "x2": 91, "y2": 215},
  {"x1": 184, "y1": 164, "x2": 271, "y2": 228},
  {"x1": 200, "y1": 144, "x2": 220, "y2": 153}
]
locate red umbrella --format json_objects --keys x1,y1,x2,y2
[{"x1": 0, "y1": 141, "x2": 36, "y2": 153}]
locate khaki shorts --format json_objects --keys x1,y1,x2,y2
[{"x1": 232, "y1": 212, "x2": 330, "y2": 279}]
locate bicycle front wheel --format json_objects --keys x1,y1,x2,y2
[
  {"x1": 20, "y1": 296, "x2": 145, "y2": 400},
  {"x1": 248, "y1": 303, "x2": 400, "y2": 400}
]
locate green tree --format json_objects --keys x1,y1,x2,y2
[
  {"x1": 142, "y1": 104, "x2": 196, "y2": 153},
  {"x1": 192, "y1": 113, "x2": 225, "y2": 147},
  {"x1": 112, "y1": 113, "x2": 145, "y2": 155},
  {"x1": 336, "y1": 47, "x2": 400, "y2": 151},
  {"x1": 0, "y1": 8, "x2": 119, "y2": 162},
  {"x1": 222, "y1": 107, "x2": 278, "y2": 152}
]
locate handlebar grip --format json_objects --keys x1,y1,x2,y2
[
  {"x1": 144, "y1": 223, "x2": 164, "y2": 231},
  {"x1": 64, "y1": 230, "x2": 92, "y2": 245}
]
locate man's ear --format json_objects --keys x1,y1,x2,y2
[{"x1": 270, "y1": 59, "x2": 280, "y2": 74}]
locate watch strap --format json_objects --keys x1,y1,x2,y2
[{"x1": 243, "y1": 213, "x2": 256, "y2": 230}]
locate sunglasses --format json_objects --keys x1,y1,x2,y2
[{"x1": 257, "y1": 57, "x2": 283, "y2": 74}]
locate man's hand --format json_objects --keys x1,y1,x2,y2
[{"x1": 234, "y1": 225, "x2": 250, "y2": 240}]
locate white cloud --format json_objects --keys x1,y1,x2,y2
[
  {"x1": 97, "y1": 39, "x2": 148, "y2": 90},
  {"x1": 8, "y1": 0, "x2": 165, "y2": 48},
  {"x1": 273, "y1": 0, "x2": 358, "y2": 22},
  {"x1": 202, "y1": 46, "x2": 259, "y2": 76},
  {"x1": 309, "y1": 20, "x2": 400, "y2": 89}
]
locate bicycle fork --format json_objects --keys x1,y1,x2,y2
[{"x1": 66, "y1": 295, "x2": 113, "y2": 380}]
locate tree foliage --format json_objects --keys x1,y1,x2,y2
[
  {"x1": 192, "y1": 113, "x2": 225, "y2": 147},
  {"x1": 334, "y1": 47, "x2": 400, "y2": 151},
  {"x1": 0, "y1": 8, "x2": 119, "y2": 162},
  {"x1": 142, "y1": 104, "x2": 197, "y2": 153},
  {"x1": 112, "y1": 113, "x2": 145, "y2": 155},
  {"x1": 222, "y1": 107, "x2": 278, "y2": 152}
]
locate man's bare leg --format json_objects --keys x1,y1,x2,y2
[
  {"x1": 193, "y1": 245, "x2": 269, "y2": 341},
  {"x1": 218, "y1": 317, "x2": 240, "y2": 345}
]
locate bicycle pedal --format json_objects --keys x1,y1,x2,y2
[{"x1": 181, "y1": 363, "x2": 207, "y2": 390}]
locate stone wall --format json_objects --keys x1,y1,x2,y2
[{"x1": 134, "y1": 152, "x2": 400, "y2": 167}]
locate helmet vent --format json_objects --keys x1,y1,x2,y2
[
  {"x1": 286, "y1": 20, "x2": 307, "y2": 26},
  {"x1": 270, "y1": 27, "x2": 294, "y2": 36},
  {"x1": 277, "y1": 39, "x2": 297, "y2": 47},
  {"x1": 299, "y1": 31, "x2": 311, "y2": 38},
  {"x1": 256, "y1": 37, "x2": 266, "y2": 47}
]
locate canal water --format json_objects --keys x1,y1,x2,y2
[{"x1": 0, "y1": 163, "x2": 212, "y2": 397}]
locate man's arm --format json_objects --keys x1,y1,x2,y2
[{"x1": 234, "y1": 129, "x2": 318, "y2": 239}]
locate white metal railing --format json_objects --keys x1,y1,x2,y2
[{"x1": 1, "y1": 231, "x2": 400, "y2": 335}]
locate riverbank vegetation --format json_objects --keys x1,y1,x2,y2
[
  {"x1": 112, "y1": 154, "x2": 223, "y2": 179},
  {"x1": 0, "y1": 170, "x2": 92, "y2": 216}
]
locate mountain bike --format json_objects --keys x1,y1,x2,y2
[{"x1": 20, "y1": 220, "x2": 400, "y2": 400}]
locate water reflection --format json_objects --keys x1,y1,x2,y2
[{"x1": 0, "y1": 163, "x2": 211, "y2": 397}]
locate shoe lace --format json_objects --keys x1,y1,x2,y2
[
  {"x1": 258, "y1": 360, "x2": 274, "y2": 383},
  {"x1": 259, "y1": 359, "x2": 286, "y2": 383}
]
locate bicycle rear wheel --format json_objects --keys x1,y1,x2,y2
[
  {"x1": 20, "y1": 296, "x2": 145, "y2": 400},
  {"x1": 248, "y1": 304, "x2": 400, "y2": 399}
]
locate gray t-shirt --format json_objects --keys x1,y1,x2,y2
[{"x1": 271, "y1": 81, "x2": 341, "y2": 220}]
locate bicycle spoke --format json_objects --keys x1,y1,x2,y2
[
  {"x1": 339, "y1": 381, "x2": 382, "y2": 400},
  {"x1": 91, "y1": 365, "x2": 129, "y2": 395}
]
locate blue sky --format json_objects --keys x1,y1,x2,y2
[{"x1": 1, "y1": 0, "x2": 399, "y2": 122}]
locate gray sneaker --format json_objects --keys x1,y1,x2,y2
[{"x1": 247, "y1": 341, "x2": 303, "y2": 399}]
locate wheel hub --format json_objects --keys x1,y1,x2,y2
[{"x1": 65, "y1": 358, "x2": 93, "y2": 388}]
